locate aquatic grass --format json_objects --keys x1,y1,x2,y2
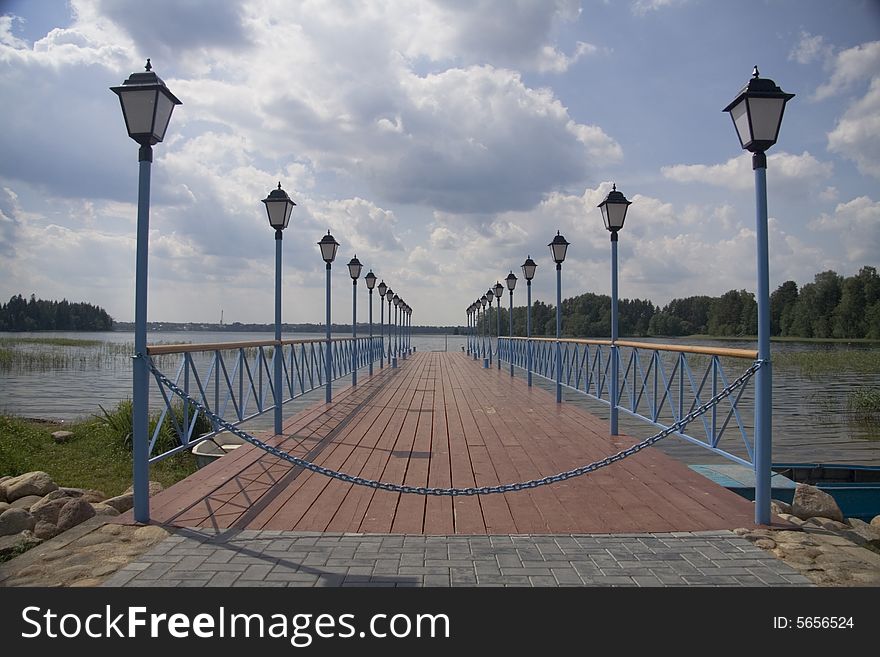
[
  {"x1": 0, "y1": 337, "x2": 104, "y2": 347},
  {"x1": 94, "y1": 398, "x2": 213, "y2": 455},
  {"x1": 774, "y1": 350, "x2": 880, "y2": 377}
]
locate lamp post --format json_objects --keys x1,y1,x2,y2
[
  {"x1": 378, "y1": 280, "x2": 387, "y2": 370},
  {"x1": 386, "y1": 288, "x2": 394, "y2": 366},
  {"x1": 521, "y1": 256, "x2": 537, "y2": 387},
  {"x1": 347, "y1": 256, "x2": 362, "y2": 386},
  {"x1": 400, "y1": 300, "x2": 407, "y2": 359},
  {"x1": 365, "y1": 270, "x2": 376, "y2": 376},
  {"x1": 466, "y1": 306, "x2": 471, "y2": 355},
  {"x1": 262, "y1": 183, "x2": 296, "y2": 436},
  {"x1": 505, "y1": 272, "x2": 517, "y2": 376},
  {"x1": 549, "y1": 231, "x2": 569, "y2": 403},
  {"x1": 480, "y1": 295, "x2": 489, "y2": 367},
  {"x1": 598, "y1": 183, "x2": 632, "y2": 437},
  {"x1": 111, "y1": 59, "x2": 181, "y2": 524},
  {"x1": 318, "y1": 230, "x2": 340, "y2": 402},
  {"x1": 724, "y1": 66, "x2": 794, "y2": 525},
  {"x1": 392, "y1": 294, "x2": 400, "y2": 367},
  {"x1": 473, "y1": 302, "x2": 480, "y2": 361},
  {"x1": 493, "y1": 282, "x2": 503, "y2": 369},
  {"x1": 487, "y1": 288, "x2": 495, "y2": 366}
]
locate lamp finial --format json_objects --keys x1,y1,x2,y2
[{"x1": 145, "y1": 58, "x2": 152, "y2": 71}]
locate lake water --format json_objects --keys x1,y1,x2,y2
[{"x1": 1, "y1": 330, "x2": 878, "y2": 466}]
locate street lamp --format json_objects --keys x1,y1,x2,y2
[
  {"x1": 480, "y1": 294, "x2": 489, "y2": 367},
  {"x1": 521, "y1": 256, "x2": 537, "y2": 387},
  {"x1": 724, "y1": 66, "x2": 794, "y2": 525},
  {"x1": 377, "y1": 279, "x2": 387, "y2": 370},
  {"x1": 598, "y1": 183, "x2": 632, "y2": 437},
  {"x1": 505, "y1": 272, "x2": 517, "y2": 376},
  {"x1": 486, "y1": 288, "x2": 496, "y2": 366},
  {"x1": 262, "y1": 182, "x2": 296, "y2": 436},
  {"x1": 493, "y1": 282, "x2": 503, "y2": 370},
  {"x1": 318, "y1": 230, "x2": 340, "y2": 402},
  {"x1": 110, "y1": 59, "x2": 181, "y2": 524},
  {"x1": 385, "y1": 288, "x2": 394, "y2": 366},
  {"x1": 347, "y1": 256, "x2": 362, "y2": 386},
  {"x1": 365, "y1": 270, "x2": 376, "y2": 376},
  {"x1": 549, "y1": 231, "x2": 569, "y2": 403},
  {"x1": 392, "y1": 293, "x2": 400, "y2": 367}
]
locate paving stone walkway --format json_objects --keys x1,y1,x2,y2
[{"x1": 102, "y1": 529, "x2": 812, "y2": 587}]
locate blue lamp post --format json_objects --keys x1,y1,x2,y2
[
  {"x1": 480, "y1": 295, "x2": 489, "y2": 367},
  {"x1": 347, "y1": 256, "x2": 362, "y2": 385},
  {"x1": 365, "y1": 271, "x2": 377, "y2": 375},
  {"x1": 505, "y1": 272, "x2": 517, "y2": 376},
  {"x1": 392, "y1": 294, "x2": 400, "y2": 367},
  {"x1": 521, "y1": 257, "x2": 537, "y2": 387},
  {"x1": 486, "y1": 290, "x2": 495, "y2": 367},
  {"x1": 493, "y1": 282, "x2": 503, "y2": 369},
  {"x1": 111, "y1": 59, "x2": 181, "y2": 524},
  {"x1": 262, "y1": 183, "x2": 296, "y2": 436},
  {"x1": 598, "y1": 184, "x2": 632, "y2": 437},
  {"x1": 399, "y1": 299, "x2": 407, "y2": 360},
  {"x1": 385, "y1": 288, "x2": 394, "y2": 366},
  {"x1": 549, "y1": 231, "x2": 569, "y2": 403},
  {"x1": 377, "y1": 280, "x2": 387, "y2": 370},
  {"x1": 724, "y1": 66, "x2": 794, "y2": 525},
  {"x1": 318, "y1": 231, "x2": 340, "y2": 402}
]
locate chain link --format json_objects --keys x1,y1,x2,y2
[{"x1": 148, "y1": 359, "x2": 763, "y2": 496}]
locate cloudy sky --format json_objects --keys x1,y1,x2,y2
[{"x1": 1, "y1": 0, "x2": 878, "y2": 327}]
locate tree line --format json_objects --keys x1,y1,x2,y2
[
  {"x1": 475, "y1": 266, "x2": 880, "y2": 340},
  {"x1": 0, "y1": 295, "x2": 114, "y2": 331}
]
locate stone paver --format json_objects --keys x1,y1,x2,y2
[{"x1": 102, "y1": 530, "x2": 812, "y2": 588}]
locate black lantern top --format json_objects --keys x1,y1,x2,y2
[
  {"x1": 385, "y1": 288, "x2": 393, "y2": 300},
  {"x1": 262, "y1": 182, "x2": 296, "y2": 231},
  {"x1": 598, "y1": 184, "x2": 631, "y2": 233},
  {"x1": 480, "y1": 295, "x2": 488, "y2": 308},
  {"x1": 393, "y1": 294, "x2": 401, "y2": 306},
  {"x1": 521, "y1": 256, "x2": 537, "y2": 281},
  {"x1": 318, "y1": 230, "x2": 340, "y2": 264},
  {"x1": 486, "y1": 288, "x2": 495, "y2": 303},
  {"x1": 549, "y1": 231, "x2": 570, "y2": 264},
  {"x1": 493, "y1": 281, "x2": 503, "y2": 299},
  {"x1": 506, "y1": 271, "x2": 517, "y2": 291},
  {"x1": 347, "y1": 255, "x2": 363, "y2": 280},
  {"x1": 364, "y1": 270, "x2": 377, "y2": 290},
  {"x1": 378, "y1": 279, "x2": 387, "y2": 297},
  {"x1": 723, "y1": 66, "x2": 795, "y2": 153},
  {"x1": 110, "y1": 59, "x2": 182, "y2": 146}
]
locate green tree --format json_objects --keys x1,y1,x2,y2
[{"x1": 770, "y1": 281, "x2": 798, "y2": 336}]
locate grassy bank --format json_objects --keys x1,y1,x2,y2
[{"x1": 0, "y1": 414, "x2": 198, "y2": 497}]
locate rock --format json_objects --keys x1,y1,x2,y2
[
  {"x1": 91, "y1": 503, "x2": 120, "y2": 517},
  {"x1": 4, "y1": 471, "x2": 59, "y2": 502},
  {"x1": 777, "y1": 512, "x2": 806, "y2": 527},
  {"x1": 754, "y1": 537, "x2": 777, "y2": 550},
  {"x1": 0, "y1": 530, "x2": 41, "y2": 558},
  {"x1": 0, "y1": 502, "x2": 10, "y2": 514},
  {"x1": 10, "y1": 494, "x2": 44, "y2": 510},
  {"x1": 804, "y1": 517, "x2": 850, "y2": 532},
  {"x1": 51, "y1": 430, "x2": 74, "y2": 443},
  {"x1": 103, "y1": 492, "x2": 133, "y2": 513},
  {"x1": 871, "y1": 515, "x2": 880, "y2": 529},
  {"x1": 56, "y1": 498, "x2": 96, "y2": 532},
  {"x1": 842, "y1": 518, "x2": 880, "y2": 548},
  {"x1": 33, "y1": 520, "x2": 60, "y2": 540},
  {"x1": 58, "y1": 488, "x2": 107, "y2": 503},
  {"x1": 31, "y1": 497, "x2": 70, "y2": 525},
  {"x1": 0, "y1": 508, "x2": 36, "y2": 536},
  {"x1": 770, "y1": 499, "x2": 792, "y2": 515},
  {"x1": 791, "y1": 484, "x2": 844, "y2": 522}
]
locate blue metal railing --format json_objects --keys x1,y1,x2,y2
[
  {"x1": 145, "y1": 336, "x2": 383, "y2": 463},
  {"x1": 498, "y1": 336, "x2": 760, "y2": 466}
]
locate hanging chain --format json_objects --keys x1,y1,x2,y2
[{"x1": 148, "y1": 359, "x2": 763, "y2": 496}]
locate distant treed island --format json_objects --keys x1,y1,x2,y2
[{"x1": 2, "y1": 266, "x2": 878, "y2": 339}]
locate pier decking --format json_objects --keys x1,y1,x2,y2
[{"x1": 130, "y1": 352, "x2": 762, "y2": 534}]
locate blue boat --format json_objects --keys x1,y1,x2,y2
[{"x1": 689, "y1": 463, "x2": 880, "y2": 522}]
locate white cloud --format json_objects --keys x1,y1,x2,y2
[
  {"x1": 827, "y1": 78, "x2": 880, "y2": 179},
  {"x1": 632, "y1": 0, "x2": 688, "y2": 16},
  {"x1": 661, "y1": 151, "x2": 833, "y2": 191},
  {"x1": 814, "y1": 40, "x2": 880, "y2": 101},
  {"x1": 788, "y1": 31, "x2": 832, "y2": 65},
  {"x1": 809, "y1": 196, "x2": 880, "y2": 264}
]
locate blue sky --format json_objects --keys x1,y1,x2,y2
[{"x1": 0, "y1": 0, "x2": 878, "y2": 326}]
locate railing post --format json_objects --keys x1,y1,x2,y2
[{"x1": 754, "y1": 156, "x2": 772, "y2": 525}]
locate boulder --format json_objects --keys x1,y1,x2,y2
[
  {"x1": 4, "y1": 471, "x2": 59, "y2": 502},
  {"x1": 770, "y1": 499, "x2": 792, "y2": 515},
  {"x1": 58, "y1": 487, "x2": 107, "y2": 503},
  {"x1": 791, "y1": 484, "x2": 844, "y2": 522},
  {"x1": 10, "y1": 495, "x2": 44, "y2": 510},
  {"x1": 33, "y1": 520, "x2": 60, "y2": 541},
  {"x1": 871, "y1": 515, "x2": 880, "y2": 529},
  {"x1": 0, "y1": 508, "x2": 36, "y2": 537},
  {"x1": 91, "y1": 503, "x2": 120, "y2": 517},
  {"x1": 31, "y1": 489, "x2": 72, "y2": 508},
  {"x1": 0, "y1": 530, "x2": 41, "y2": 559},
  {"x1": 0, "y1": 502, "x2": 10, "y2": 514},
  {"x1": 56, "y1": 498, "x2": 95, "y2": 532},
  {"x1": 103, "y1": 492, "x2": 133, "y2": 513},
  {"x1": 803, "y1": 517, "x2": 850, "y2": 532},
  {"x1": 51, "y1": 430, "x2": 74, "y2": 443},
  {"x1": 31, "y1": 497, "x2": 70, "y2": 525},
  {"x1": 124, "y1": 481, "x2": 164, "y2": 497},
  {"x1": 843, "y1": 518, "x2": 880, "y2": 548}
]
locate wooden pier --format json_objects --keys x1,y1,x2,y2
[{"x1": 128, "y1": 352, "x2": 762, "y2": 534}]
